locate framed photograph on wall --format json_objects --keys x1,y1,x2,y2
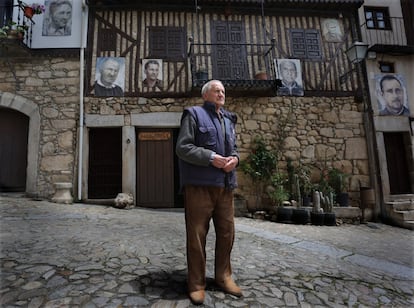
[
  {"x1": 142, "y1": 59, "x2": 163, "y2": 90},
  {"x1": 275, "y1": 59, "x2": 304, "y2": 96},
  {"x1": 94, "y1": 57, "x2": 125, "y2": 97},
  {"x1": 321, "y1": 18, "x2": 344, "y2": 42},
  {"x1": 24, "y1": 0, "x2": 83, "y2": 48},
  {"x1": 375, "y1": 74, "x2": 409, "y2": 116}
]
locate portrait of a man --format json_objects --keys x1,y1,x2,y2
[
  {"x1": 275, "y1": 59, "x2": 304, "y2": 96},
  {"x1": 376, "y1": 74, "x2": 410, "y2": 116},
  {"x1": 321, "y1": 18, "x2": 344, "y2": 42},
  {"x1": 42, "y1": 0, "x2": 73, "y2": 36},
  {"x1": 142, "y1": 59, "x2": 163, "y2": 90},
  {"x1": 94, "y1": 57, "x2": 125, "y2": 97}
]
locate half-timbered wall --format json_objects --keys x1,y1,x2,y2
[{"x1": 86, "y1": 9, "x2": 359, "y2": 97}]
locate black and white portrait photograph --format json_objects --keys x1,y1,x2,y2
[
  {"x1": 375, "y1": 74, "x2": 410, "y2": 116},
  {"x1": 142, "y1": 59, "x2": 163, "y2": 90},
  {"x1": 94, "y1": 57, "x2": 125, "y2": 97},
  {"x1": 275, "y1": 59, "x2": 304, "y2": 96},
  {"x1": 321, "y1": 18, "x2": 344, "y2": 42},
  {"x1": 42, "y1": 0, "x2": 73, "y2": 36}
]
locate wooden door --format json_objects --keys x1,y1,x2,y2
[
  {"x1": 137, "y1": 128, "x2": 174, "y2": 208},
  {"x1": 88, "y1": 128, "x2": 122, "y2": 199},
  {"x1": 384, "y1": 132, "x2": 411, "y2": 194},
  {"x1": 0, "y1": 108, "x2": 28, "y2": 192},
  {"x1": 211, "y1": 21, "x2": 249, "y2": 80}
]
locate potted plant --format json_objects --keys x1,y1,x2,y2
[
  {"x1": 328, "y1": 168, "x2": 349, "y2": 207},
  {"x1": 0, "y1": 22, "x2": 28, "y2": 40},
  {"x1": 310, "y1": 190, "x2": 325, "y2": 225},
  {"x1": 240, "y1": 136, "x2": 277, "y2": 212},
  {"x1": 319, "y1": 190, "x2": 336, "y2": 226},
  {"x1": 293, "y1": 173, "x2": 311, "y2": 224},
  {"x1": 195, "y1": 67, "x2": 208, "y2": 81},
  {"x1": 267, "y1": 171, "x2": 291, "y2": 222},
  {"x1": 254, "y1": 70, "x2": 268, "y2": 80},
  {"x1": 22, "y1": 2, "x2": 45, "y2": 19}
]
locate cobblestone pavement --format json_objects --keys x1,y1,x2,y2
[{"x1": 0, "y1": 195, "x2": 413, "y2": 307}]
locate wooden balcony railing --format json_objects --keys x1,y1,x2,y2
[
  {"x1": 188, "y1": 39, "x2": 281, "y2": 93},
  {"x1": 360, "y1": 17, "x2": 414, "y2": 54},
  {"x1": 0, "y1": 0, "x2": 35, "y2": 57}
]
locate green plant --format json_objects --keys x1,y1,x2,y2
[
  {"x1": 240, "y1": 136, "x2": 277, "y2": 206},
  {"x1": 0, "y1": 25, "x2": 9, "y2": 38},
  {"x1": 0, "y1": 21, "x2": 28, "y2": 38},
  {"x1": 267, "y1": 172, "x2": 289, "y2": 207},
  {"x1": 327, "y1": 168, "x2": 348, "y2": 196}
]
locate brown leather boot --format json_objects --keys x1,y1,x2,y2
[
  {"x1": 216, "y1": 278, "x2": 242, "y2": 297},
  {"x1": 189, "y1": 290, "x2": 205, "y2": 305}
]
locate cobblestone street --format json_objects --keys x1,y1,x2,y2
[{"x1": 0, "y1": 195, "x2": 413, "y2": 307}]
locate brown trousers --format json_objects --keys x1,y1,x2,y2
[{"x1": 184, "y1": 185, "x2": 235, "y2": 292}]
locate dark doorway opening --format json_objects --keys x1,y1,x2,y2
[
  {"x1": 0, "y1": 108, "x2": 29, "y2": 192},
  {"x1": 384, "y1": 132, "x2": 412, "y2": 194},
  {"x1": 88, "y1": 127, "x2": 122, "y2": 199}
]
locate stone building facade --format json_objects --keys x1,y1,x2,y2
[
  {"x1": 0, "y1": 57, "x2": 80, "y2": 198},
  {"x1": 3, "y1": 0, "x2": 400, "y2": 221}
]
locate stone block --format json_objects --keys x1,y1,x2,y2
[{"x1": 51, "y1": 182, "x2": 73, "y2": 204}]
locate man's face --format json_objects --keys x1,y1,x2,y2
[
  {"x1": 145, "y1": 63, "x2": 159, "y2": 81},
  {"x1": 280, "y1": 62, "x2": 297, "y2": 84},
  {"x1": 203, "y1": 82, "x2": 225, "y2": 109},
  {"x1": 381, "y1": 79, "x2": 404, "y2": 113},
  {"x1": 51, "y1": 4, "x2": 72, "y2": 28},
  {"x1": 100, "y1": 60, "x2": 120, "y2": 86}
]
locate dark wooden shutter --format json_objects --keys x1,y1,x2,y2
[
  {"x1": 149, "y1": 27, "x2": 186, "y2": 60},
  {"x1": 305, "y1": 30, "x2": 322, "y2": 59},
  {"x1": 211, "y1": 21, "x2": 249, "y2": 80},
  {"x1": 291, "y1": 29, "x2": 322, "y2": 59},
  {"x1": 99, "y1": 28, "x2": 117, "y2": 52}
]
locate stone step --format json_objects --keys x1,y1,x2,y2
[
  {"x1": 401, "y1": 220, "x2": 414, "y2": 231},
  {"x1": 389, "y1": 209, "x2": 414, "y2": 223},
  {"x1": 387, "y1": 200, "x2": 414, "y2": 211},
  {"x1": 386, "y1": 194, "x2": 414, "y2": 202}
]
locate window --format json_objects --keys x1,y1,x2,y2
[
  {"x1": 379, "y1": 61, "x2": 394, "y2": 73},
  {"x1": 290, "y1": 29, "x2": 322, "y2": 60},
  {"x1": 148, "y1": 27, "x2": 186, "y2": 61},
  {"x1": 98, "y1": 28, "x2": 117, "y2": 52},
  {"x1": 364, "y1": 7, "x2": 391, "y2": 30}
]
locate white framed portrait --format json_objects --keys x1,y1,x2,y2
[
  {"x1": 275, "y1": 59, "x2": 304, "y2": 96},
  {"x1": 375, "y1": 74, "x2": 410, "y2": 116},
  {"x1": 142, "y1": 59, "x2": 163, "y2": 90},
  {"x1": 321, "y1": 18, "x2": 344, "y2": 42},
  {"x1": 22, "y1": 0, "x2": 84, "y2": 48},
  {"x1": 94, "y1": 57, "x2": 125, "y2": 97}
]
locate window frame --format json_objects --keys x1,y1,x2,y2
[
  {"x1": 148, "y1": 26, "x2": 187, "y2": 61},
  {"x1": 364, "y1": 6, "x2": 392, "y2": 30},
  {"x1": 290, "y1": 29, "x2": 323, "y2": 60}
]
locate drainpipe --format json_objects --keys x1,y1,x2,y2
[{"x1": 78, "y1": 0, "x2": 88, "y2": 200}]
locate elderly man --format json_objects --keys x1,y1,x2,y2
[
  {"x1": 176, "y1": 80, "x2": 242, "y2": 305},
  {"x1": 277, "y1": 60, "x2": 304, "y2": 96},
  {"x1": 94, "y1": 58, "x2": 124, "y2": 97}
]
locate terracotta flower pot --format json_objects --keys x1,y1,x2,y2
[{"x1": 24, "y1": 7, "x2": 34, "y2": 19}]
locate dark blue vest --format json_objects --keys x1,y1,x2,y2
[{"x1": 179, "y1": 103, "x2": 238, "y2": 190}]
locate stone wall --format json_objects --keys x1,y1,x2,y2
[
  {"x1": 0, "y1": 57, "x2": 80, "y2": 198},
  {"x1": 85, "y1": 93, "x2": 370, "y2": 206},
  {"x1": 0, "y1": 55, "x2": 370, "y2": 203}
]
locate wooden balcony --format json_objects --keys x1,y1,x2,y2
[
  {"x1": 188, "y1": 40, "x2": 282, "y2": 96},
  {"x1": 360, "y1": 17, "x2": 414, "y2": 55}
]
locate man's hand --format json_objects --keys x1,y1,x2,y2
[{"x1": 212, "y1": 154, "x2": 238, "y2": 172}]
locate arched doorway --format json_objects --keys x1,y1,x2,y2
[{"x1": 0, "y1": 108, "x2": 29, "y2": 191}]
